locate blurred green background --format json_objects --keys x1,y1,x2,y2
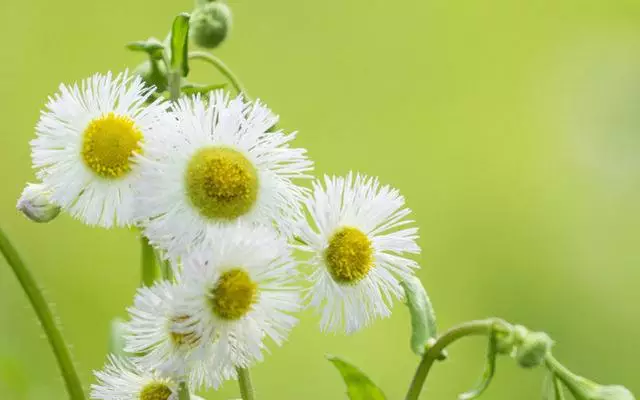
[{"x1": 1, "y1": 0, "x2": 639, "y2": 399}]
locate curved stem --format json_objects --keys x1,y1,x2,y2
[
  {"x1": 140, "y1": 235, "x2": 156, "y2": 286},
  {"x1": 545, "y1": 354, "x2": 587, "y2": 399},
  {"x1": 188, "y1": 51, "x2": 248, "y2": 97},
  {"x1": 404, "y1": 318, "x2": 509, "y2": 400},
  {"x1": 237, "y1": 367, "x2": 256, "y2": 400},
  {"x1": 0, "y1": 226, "x2": 85, "y2": 399}
]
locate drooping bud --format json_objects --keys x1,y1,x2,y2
[
  {"x1": 16, "y1": 183, "x2": 60, "y2": 223},
  {"x1": 134, "y1": 59, "x2": 168, "y2": 92},
  {"x1": 515, "y1": 331, "x2": 553, "y2": 368},
  {"x1": 588, "y1": 386, "x2": 636, "y2": 400},
  {"x1": 190, "y1": 2, "x2": 232, "y2": 49}
]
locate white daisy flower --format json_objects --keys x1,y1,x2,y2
[
  {"x1": 177, "y1": 224, "x2": 301, "y2": 380},
  {"x1": 124, "y1": 280, "x2": 235, "y2": 389},
  {"x1": 31, "y1": 71, "x2": 168, "y2": 227},
  {"x1": 91, "y1": 355, "x2": 204, "y2": 400},
  {"x1": 297, "y1": 173, "x2": 420, "y2": 334},
  {"x1": 136, "y1": 91, "x2": 312, "y2": 258}
]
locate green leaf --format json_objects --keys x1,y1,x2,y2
[
  {"x1": 458, "y1": 332, "x2": 498, "y2": 400},
  {"x1": 170, "y1": 13, "x2": 191, "y2": 77},
  {"x1": 401, "y1": 276, "x2": 438, "y2": 356},
  {"x1": 126, "y1": 38, "x2": 165, "y2": 60},
  {"x1": 327, "y1": 356, "x2": 387, "y2": 400},
  {"x1": 181, "y1": 82, "x2": 227, "y2": 95}
]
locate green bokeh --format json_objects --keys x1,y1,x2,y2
[{"x1": 1, "y1": 1, "x2": 639, "y2": 399}]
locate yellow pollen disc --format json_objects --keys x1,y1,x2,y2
[
  {"x1": 169, "y1": 315, "x2": 200, "y2": 348},
  {"x1": 209, "y1": 268, "x2": 258, "y2": 320},
  {"x1": 81, "y1": 112, "x2": 142, "y2": 178},
  {"x1": 139, "y1": 382, "x2": 172, "y2": 400},
  {"x1": 185, "y1": 146, "x2": 259, "y2": 220},
  {"x1": 325, "y1": 227, "x2": 374, "y2": 284}
]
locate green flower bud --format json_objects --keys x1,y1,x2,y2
[
  {"x1": 190, "y1": 2, "x2": 232, "y2": 49},
  {"x1": 16, "y1": 183, "x2": 60, "y2": 223},
  {"x1": 588, "y1": 386, "x2": 636, "y2": 400},
  {"x1": 515, "y1": 331, "x2": 553, "y2": 368},
  {"x1": 134, "y1": 59, "x2": 168, "y2": 92}
]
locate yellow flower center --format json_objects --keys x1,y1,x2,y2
[
  {"x1": 185, "y1": 147, "x2": 259, "y2": 220},
  {"x1": 139, "y1": 382, "x2": 172, "y2": 400},
  {"x1": 81, "y1": 112, "x2": 143, "y2": 178},
  {"x1": 209, "y1": 268, "x2": 257, "y2": 320},
  {"x1": 325, "y1": 227, "x2": 374, "y2": 284},
  {"x1": 168, "y1": 315, "x2": 200, "y2": 348}
]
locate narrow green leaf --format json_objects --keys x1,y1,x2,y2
[
  {"x1": 401, "y1": 276, "x2": 438, "y2": 356},
  {"x1": 327, "y1": 356, "x2": 387, "y2": 400},
  {"x1": 458, "y1": 332, "x2": 498, "y2": 400},
  {"x1": 126, "y1": 38, "x2": 165, "y2": 60},
  {"x1": 170, "y1": 13, "x2": 191, "y2": 77},
  {"x1": 181, "y1": 82, "x2": 227, "y2": 95}
]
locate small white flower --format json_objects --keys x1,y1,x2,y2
[
  {"x1": 177, "y1": 224, "x2": 301, "y2": 382},
  {"x1": 297, "y1": 173, "x2": 420, "y2": 333},
  {"x1": 31, "y1": 71, "x2": 168, "y2": 227},
  {"x1": 91, "y1": 355, "x2": 179, "y2": 400},
  {"x1": 124, "y1": 280, "x2": 235, "y2": 389},
  {"x1": 136, "y1": 91, "x2": 312, "y2": 258},
  {"x1": 16, "y1": 182, "x2": 60, "y2": 223}
]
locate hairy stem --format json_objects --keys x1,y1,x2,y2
[
  {"x1": 0, "y1": 226, "x2": 85, "y2": 400},
  {"x1": 405, "y1": 318, "x2": 510, "y2": 400},
  {"x1": 140, "y1": 235, "x2": 155, "y2": 286},
  {"x1": 188, "y1": 51, "x2": 248, "y2": 97},
  {"x1": 178, "y1": 381, "x2": 191, "y2": 400},
  {"x1": 237, "y1": 367, "x2": 256, "y2": 400}
]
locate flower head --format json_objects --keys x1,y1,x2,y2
[
  {"x1": 297, "y1": 173, "x2": 420, "y2": 333},
  {"x1": 124, "y1": 280, "x2": 235, "y2": 389},
  {"x1": 91, "y1": 356, "x2": 178, "y2": 400},
  {"x1": 31, "y1": 71, "x2": 168, "y2": 227},
  {"x1": 136, "y1": 91, "x2": 312, "y2": 258},
  {"x1": 176, "y1": 224, "x2": 301, "y2": 382}
]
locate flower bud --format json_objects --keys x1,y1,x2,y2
[
  {"x1": 588, "y1": 386, "x2": 636, "y2": 400},
  {"x1": 190, "y1": 2, "x2": 232, "y2": 49},
  {"x1": 16, "y1": 183, "x2": 60, "y2": 223},
  {"x1": 515, "y1": 331, "x2": 553, "y2": 368},
  {"x1": 134, "y1": 59, "x2": 168, "y2": 92}
]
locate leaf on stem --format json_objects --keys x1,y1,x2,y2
[
  {"x1": 327, "y1": 355, "x2": 387, "y2": 400},
  {"x1": 458, "y1": 331, "x2": 498, "y2": 400},
  {"x1": 181, "y1": 82, "x2": 227, "y2": 95},
  {"x1": 170, "y1": 13, "x2": 191, "y2": 77},
  {"x1": 401, "y1": 276, "x2": 438, "y2": 356},
  {"x1": 126, "y1": 38, "x2": 165, "y2": 60}
]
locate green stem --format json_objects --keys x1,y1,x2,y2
[
  {"x1": 404, "y1": 318, "x2": 509, "y2": 400},
  {"x1": 140, "y1": 235, "x2": 155, "y2": 286},
  {"x1": 188, "y1": 51, "x2": 248, "y2": 97},
  {"x1": 237, "y1": 367, "x2": 256, "y2": 400},
  {"x1": 169, "y1": 71, "x2": 182, "y2": 101},
  {"x1": 545, "y1": 354, "x2": 588, "y2": 399},
  {"x1": 0, "y1": 226, "x2": 85, "y2": 400},
  {"x1": 177, "y1": 381, "x2": 191, "y2": 400}
]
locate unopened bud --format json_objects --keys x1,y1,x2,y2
[
  {"x1": 16, "y1": 183, "x2": 60, "y2": 223},
  {"x1": 134, "y1": 59, "x2": 168, "y2": 92},
  {"x1": 190, "y1": 2, "x2": 232, "y2": 49},
  {"x1": 515, "y1": 331, "x2": 553, "y2": 368},
  {"x1": 588, "y1": 386, "x2": 636, "y2": 400}
]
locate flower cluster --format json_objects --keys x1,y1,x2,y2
[{"x1": 24, "y1": 71, "x2": 420, "y2": 398}]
